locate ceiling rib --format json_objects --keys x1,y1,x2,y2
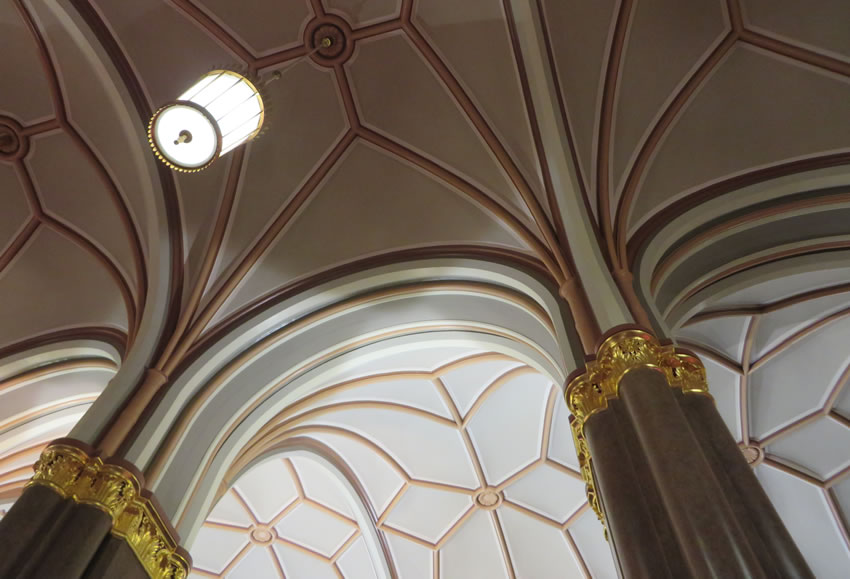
[
  {"x1": 503, "y1": 0, "x2": 570, "y2": 254},
  {"x1": 676, "y1": 288, "x2": 850, "y2": 558},
  {"x1": 612, "y1": 30, "x2": 736, "y2": 268},
  {"x1": 402, "y1": 20, "x2": 570, "y2": 283},
  {"x1": 595, "y1": 0, "x2": 633, "y2": 265},
  {"x1": 156, "y1": 148, "x2": 245, "y2": 367},
  {"x1": 14, "y1": 157, "x2": 138, "y2": 341},
  {"x1": 10, "y1": 0, "x2": 147, "y2": 342},
  {"x1": 157, "y1": 130, "x2": 356, "y2": 375},
  {"x1": 622, "y1": 0, "x2": 850, "y2": 267},
  {"x1": 205, "y1": 352, "x2": 593, "y2": 577}
]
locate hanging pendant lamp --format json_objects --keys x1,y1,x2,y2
[{"x1": 148, "y1": 70, "x2": 264, "y2": 172}]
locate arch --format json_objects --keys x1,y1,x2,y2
[
  {"x1": 126, "y1": 259, "x2": 574, "y2": 532},
  {"x1": 216, "y1": 442, "x2": 396, "y2": 579},
  {"x1": 0, "y1": 338, "x2": 118, "y2": 500},
  {"x1": 628, "y1": 164, "x2": 850, "y2": 332},
  {"x1": 22, "y1": 0, "x2": 178, "y2": 444}
]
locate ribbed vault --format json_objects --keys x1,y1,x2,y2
[
  {"x1": 0, "y1": 0, "x2": 849, "y2": 577},
  {"x1": 190, "y1": 347, "x2": 616, "y2": 579}
]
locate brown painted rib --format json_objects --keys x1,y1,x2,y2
[
  {"x1": 350, "y1": 18, "x2": 403, "y2": 41},
  {"x1": 333, "y1": 65, "x2": 361, "y2": 130},
  {"x1": 627, "y1": 152, "x2": 850, "y2": 268},
  {"x1": 359, "y1": 127, "x2": 562, "y2": 281},
  {"x1": 20, "y1": 117, "x2": 60, "y2": 137},
  {"x1": 195, "y1": 244, "x2": 548, "y2": 357},
  {"x1": 402, "y1": 20, "x2": 570, "y2": 281},
  {"x1": 156, "y1": 148, "x2": 245, "y2": 369},
  {"x1": 0, "y1": 219, "x2": 39, "y2": 278},
  {"x1": 14, "y1": 0, "x2": 146, "y2": 340},
  {"x1": 308, "y1": 0, "x2": 325, "y2": 18},
  {"x1": 595, "y1": 0, "x2": 633, "y2": 264},
  {"x1": 725, "y1": 0, "x2": 744, "y2": 32},
  {"x1": 501, "y1": 0, "x2": 565, "y2": 249},
  {"x1": 741, "y1": 29, "x2": 850, "y2": 78},
  {"x1": 160, "y1": 130, "x2": 357, "y2": 375},
  {"x1": 650, "y1": 193, "x2": 850, "y2": 294},
  {"x1": 400, "y1": 0, "x2": 413, "y2": 24},
  {"x1": 254, "y1": 45, "x2": 310, "y2": 71},
  {"x1": 614, "y1": 32, "x2": 736, "y2": 267}
]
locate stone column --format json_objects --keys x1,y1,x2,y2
[
  {"x1": 567, "y1": 329, "x2": 813, "y2": 579},
  {"x1": 0, "y1": 439, "x2": 190, "y2": 579}
]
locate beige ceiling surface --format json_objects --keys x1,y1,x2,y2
[
  {"x1": 0, "y1": 1, "x2": 848, "y2": 577},
  {"x1": 194, "y1": 348, "x2": 616, "y2": 578},
  {"x1": 539, "y1": 0, "x2": 850, "y2": 267},
  {"x1": 2, "y1": 0, "x2": 846, "y2": 362}
]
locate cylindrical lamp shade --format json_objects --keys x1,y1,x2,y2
[{"x1": 148, "y1": 70, "x2": 264, "y2": 172}]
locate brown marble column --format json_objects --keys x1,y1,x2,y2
[
  {"x1": 0, "y1": 439, "x2": 190, "y2": 579},
  {"x1": 566, "y1": 329, "x2": 813, "y2": 579},
  {"x1": 583, "y1": 399, "x2": 688, "y2": 577},
  {"x1": 678, "y1": 392, "x2": 812, "y2": 577}
]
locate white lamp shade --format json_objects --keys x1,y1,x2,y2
[{"x1": 149, "y1": 70, "x2": 264, "y2": 172}]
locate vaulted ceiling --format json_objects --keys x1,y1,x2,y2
[
  {"x1": 189, "y1": 347, "x2": 617, "y2": 579},
  {"x1": 0, "y1": 0, "x2": 849, "y2": 577}
]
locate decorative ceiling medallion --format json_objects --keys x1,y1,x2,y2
[
  {"x1": 740, "y1": 444, "x2": 764, "y2": 467},
  {"x1": 304, "y1": 15, "x2": 354, "y2": 67},
  {"x1": 0, "y1": 116, "x2": 28, "y2": 162},
  {"x1": 248, "y1": 525, "x2": 276, "y2": 546},
  {"x1": 474, "y1": 488, "x2": 503, "y2": 510}
]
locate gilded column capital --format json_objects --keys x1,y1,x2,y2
[
  {"x1": 26, "y1": 441, "x2": 190, "y2": 579},
  {"x1": 565, "y1": 329, "x2": 711, "y2": 530},
  {"x1": 566, "y1": 329, "x2": 709, "y2": 424}
]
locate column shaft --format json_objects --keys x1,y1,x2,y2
[
  {"x1": 566, "y1": 329, "x2": 814, "y2": 579},
  {"x1": 0, "y1": 440, "x2": 190, "y2": 579},
  {"x1": 16, "y1": 503, "x2": 112, "y2": 578},
  {"x1": 585, "y1": 400, "x2": 682, "y2": 577},
  {"x1": 0, "y1": 484, "x2": 71, "y2": 577},
  {"x1": 678, "y1": 393, "x2": 812, "y2": 577},
  {"x1": 619, "y1": 367, "x2": 765, "y2": 577}
]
